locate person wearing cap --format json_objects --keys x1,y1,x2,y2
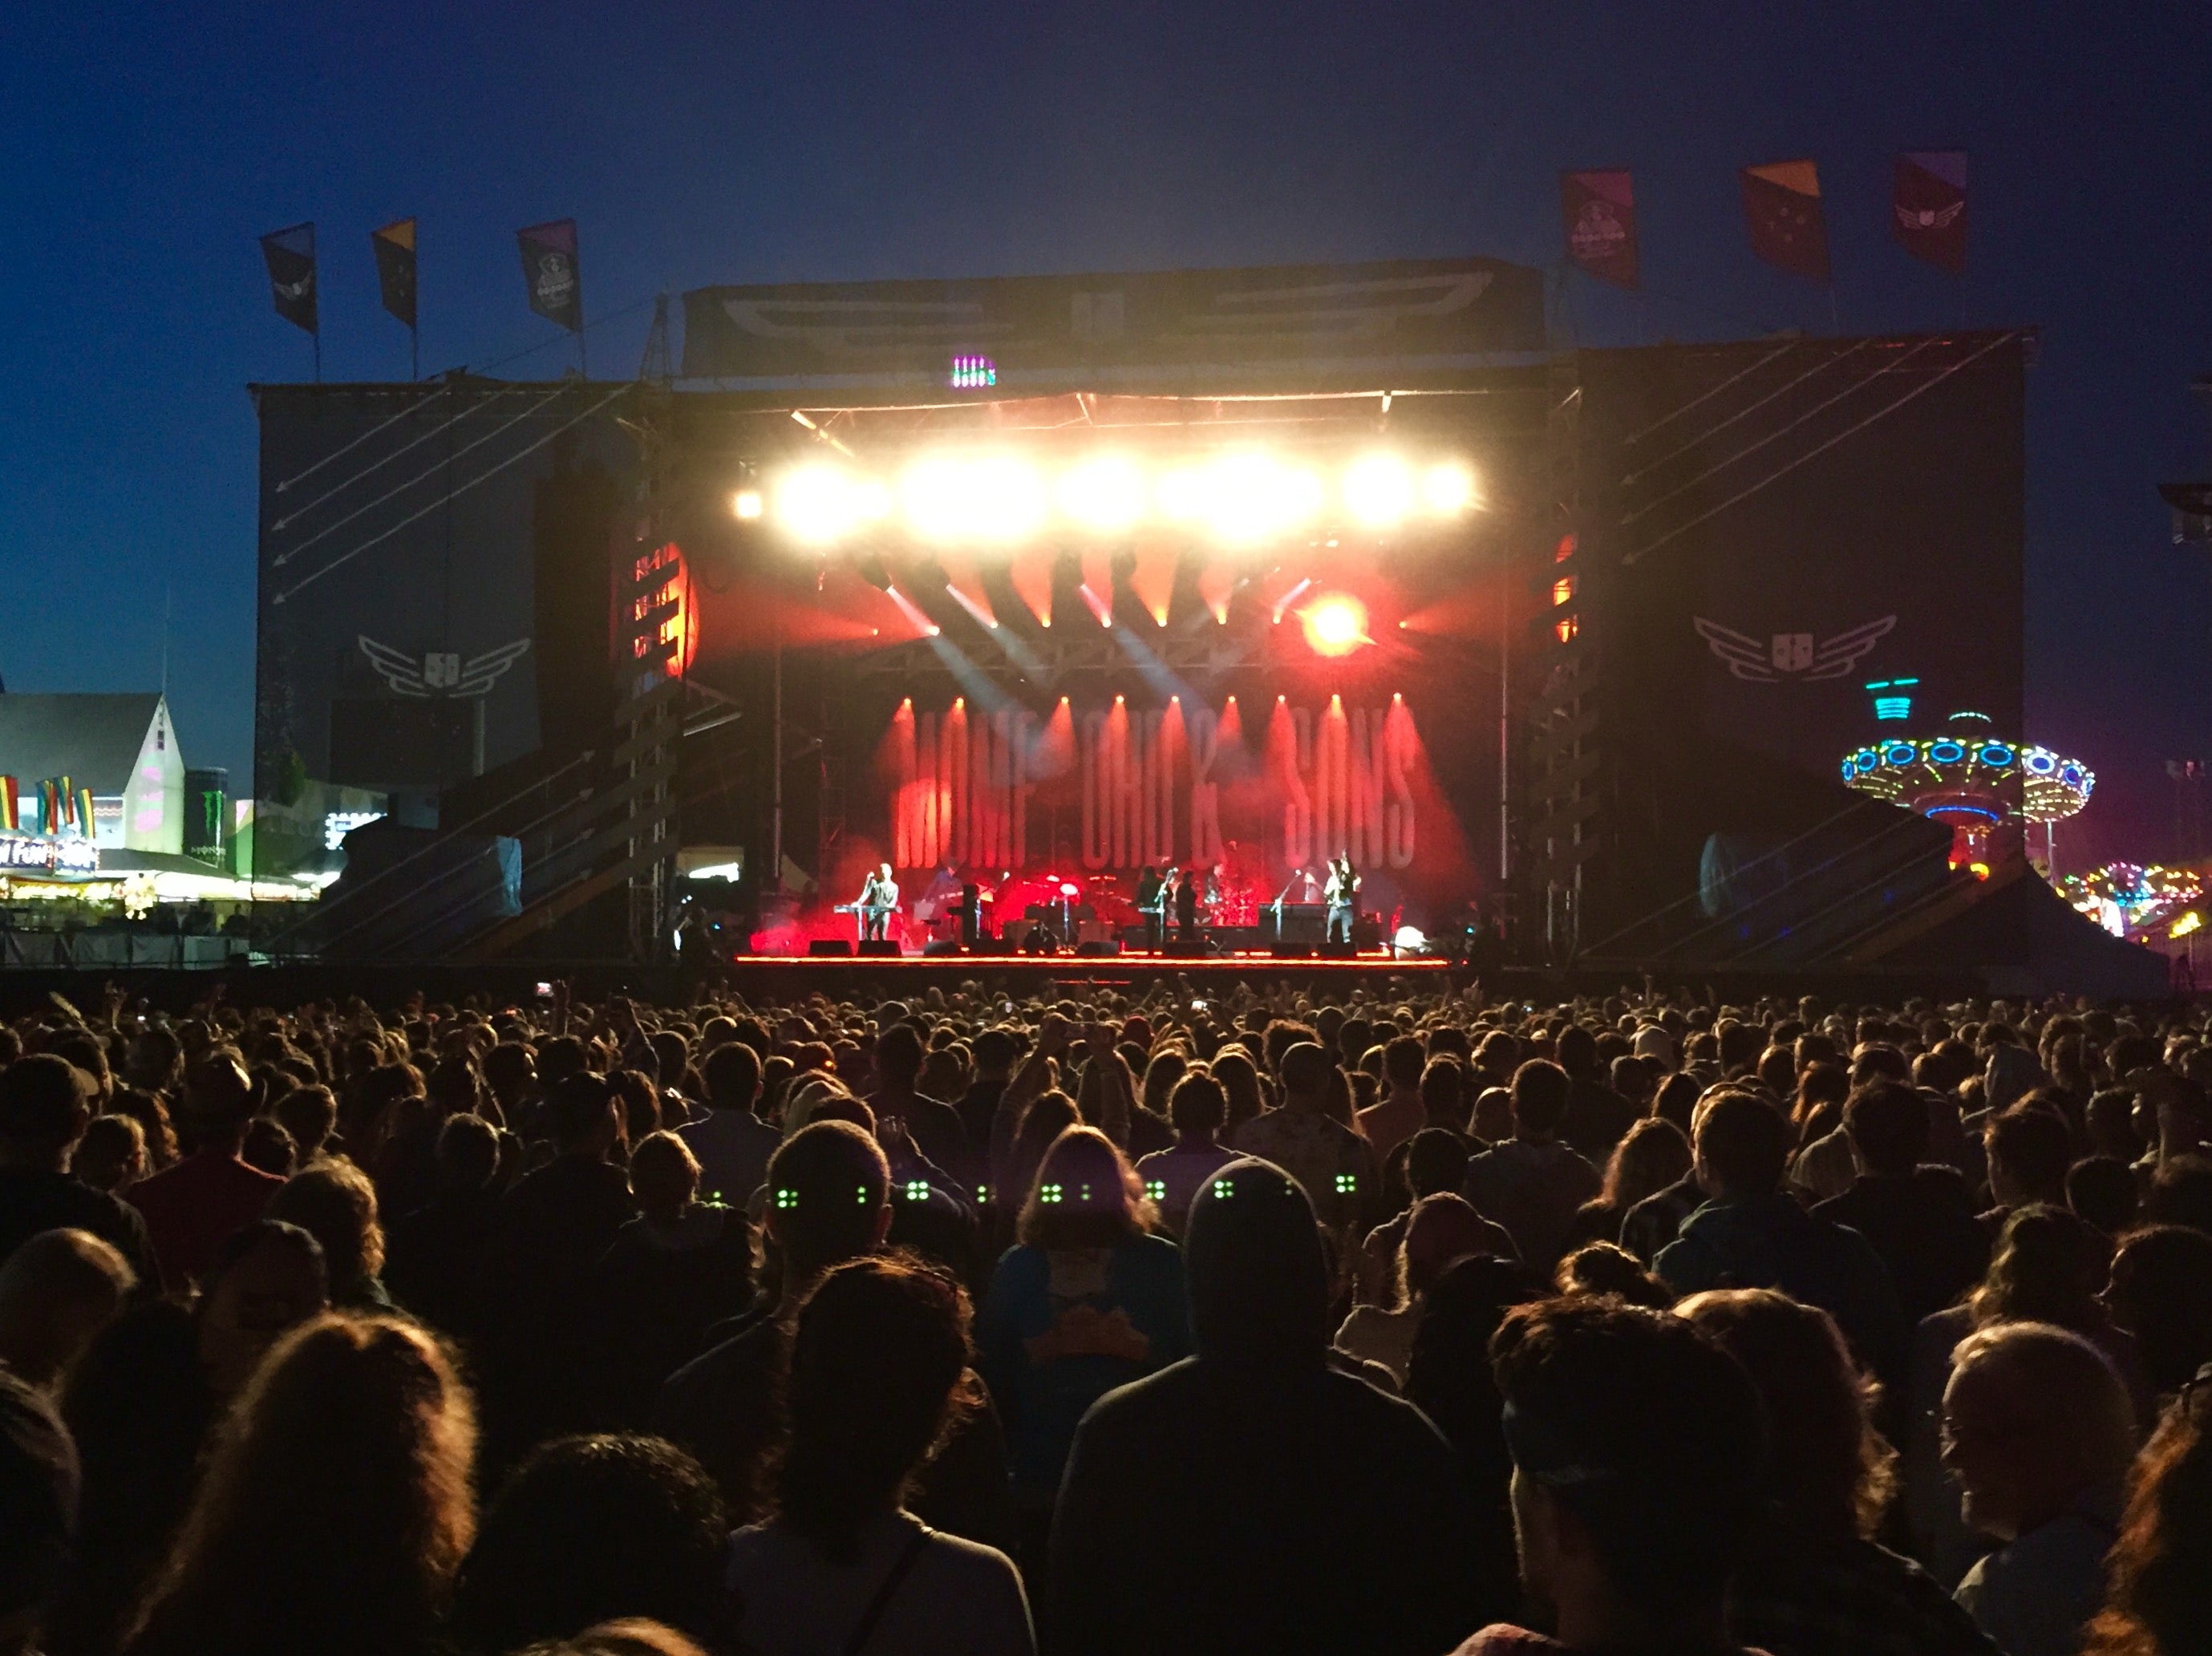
[
  {"x1": 1450, "y1": 1297, "x2": 1769, "y2": 1654},
  {"x1": 1631, "y1": 1025, "x2": 1677, "y2": 1070},
  {"x1": 124, "y1": 1053, "x2": 284, "y2": 1294},
  {"x1": 1048, "y1": 1159, "x2": 1490, "y2": 1656}
]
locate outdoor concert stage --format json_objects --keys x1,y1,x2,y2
[{"x1": 251, "y1": 249, "x2": 2137, "y2": 986}]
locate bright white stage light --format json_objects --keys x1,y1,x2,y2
[
  {"x1": 1161, "y1": 452, "x2": 1322, "y2": 545},
  {"x1": 1423, "y1": 460, "x2": 1478, "y2": 515},
  {"x1": 1300, "y1": 593, "x2": 1371, "y2": 657},
  {"x1": 901, "y1": 456, "x2": 1046, "y2": 544},
  {"x1": 774, "y1": 466, "x2": 885, "y2": 547},
  {"x1": 1057, "y1": 455, "x2": 1147, "y2": 534},
  {"x1": 1343, "y1": 454, "x2": 1414, "y2": 528},
  {"x1": 732, "y1": 489, "x2": 764, "y2": 520}
]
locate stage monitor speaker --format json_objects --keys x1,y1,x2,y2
[
  {"x1": 1272, "y1": 945, "x2": 1317, "y2": 959},
  {"x1": 922, "y1": 939, "x2": 964, "y2": 958},
  {"x1": 857, "y1": 940, "x2": 901, "y2": 958},
  {"x1": 1321, "y1": 943, "x2": 1358, "y2": 959},
  {"x1": 808, "y1": 940, "x2": 853, "y2": 958},
  {"x1": 1076, "y1": 940, "x2": 1122, "y2": 958}
]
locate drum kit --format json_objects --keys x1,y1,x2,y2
[{"x1": 877, "y1": 855, "x2": 1270, "y2": 950}]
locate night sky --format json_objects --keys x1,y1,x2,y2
[{"x1": 2, "y1": 3, "x2": 2206, "y2": 869}]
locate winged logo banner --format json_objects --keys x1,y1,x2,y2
[
  {"x1": 1893, "y1": 152, "x2": 1968, "y2": 275},
  {"x1": 1693, "y1": 616, "x2": 1895, "y2": 683},
  {"x1": 258, "y1": 223, "x2": 317, "y2": 335},
  {"x1": 359, "y1": 636, "x2": 532, "y2": 698}
]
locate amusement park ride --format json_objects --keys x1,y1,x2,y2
[{"x1": 1839, "y1": 679, "x2": 2093, "y2": 877}]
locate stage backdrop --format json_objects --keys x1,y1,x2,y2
[
  {"x1": 804, "y1": 684, "x2": 1473, "y2": 940},
  {"x1": 1573, "y1": 331, "x2": 2028, "y2": 949},
  {"x1": 249, "y1": 380, "x2": 634, "y2": 881}
]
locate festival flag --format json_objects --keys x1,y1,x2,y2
[
  {"x1": 0, "y1": 775, "x2": 17, "y2": 832},
  {"x1": 1560, "y1": 170, "x2": 1639, "y2": 288},
  {"x1": 1893, "y1": 151, "x2": 1967, "y2": 274},
  {"x1": 258, "y1": 222, "x2": 318, "y2": 334},
  {"x1": 517, "y1": 219, "x2": 584, "y2": 332},
  {"x1": 1740, "y1": 160, "x2": 1829, "y2": 281},
  {"x1": 371, "y1": 218, "x2": 419, "y2": 329}
]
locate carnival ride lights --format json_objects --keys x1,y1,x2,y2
[
  {"x1": 747, "y1": 450, "x2": 1481, "y2": 550},
  {"x1": 1840, "y1": 711, "x2": 2092, "y2": 876},
  {"x1": 2059, "y1": 864, "x2": 2202, "y2": 940}
]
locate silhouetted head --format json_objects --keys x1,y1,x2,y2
[{"x1": 1181, "y1": 1158, "x2": 1328, "y2": 1368}]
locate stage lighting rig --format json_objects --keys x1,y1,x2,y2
[{"x1": 757, "y1": 446, "x2": 1478, "y2": 552}]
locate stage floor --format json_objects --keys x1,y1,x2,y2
[{"x1": 716, "y1": 949, "x2": 1456, "y2": 998}]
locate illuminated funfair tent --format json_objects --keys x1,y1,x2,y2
[{"x1": 1840, "y1": 686, "x2": 2092, "y2": 879}]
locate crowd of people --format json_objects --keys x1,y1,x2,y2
[{"x1": 2, "y1": 973, "x2": 2212, "y2": 1654}]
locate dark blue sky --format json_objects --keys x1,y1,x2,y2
[{"x1": 3, "y1": 2, "x2": 2207, "y2": 863}]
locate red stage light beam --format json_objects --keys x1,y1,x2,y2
[
  {"x1": 1011, "y1": 545, "x2": 1054, "y2": 628},
  {"x1": 1129, "y1": 539, "x2": 1177, "y2": 627},
  {"x1": 1197, "y1": 560, "x2": 1236, "y2": 624}
]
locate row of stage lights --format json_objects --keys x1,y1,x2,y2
[{"x1": 732, "y1": 450, "x2": 1482, "y2": 550}]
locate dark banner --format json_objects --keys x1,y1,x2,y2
[
  {"x1": 1578, "y1": 333, "x2": 2027, "y2": 929},
  {"x1": 259, "y1": 222, "x2": 318, "y2": 334},
  {"x1": 681, "y1": 255, "x2": 1546, "y2": 380},
  {"x1": 372, "y1": 218, "x2": 418, "y2": 328},
  {"x1": 1740, "y1": 160, "x2": 1829, "y2": 282},
  {"x1": 1893, "y1": 151, "x2": 1968, "y2": 275},
  {"x1": 249, "y1": 382, "x2": 633, "y2": 880},
  {"x1": 1561, "y1": 170, "x2": 1639, "y2": 288},
  {"x1": 517, "y1": 218, "x2": 583, "y2": 332}
]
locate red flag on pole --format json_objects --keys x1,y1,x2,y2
[
  {"x1": 1560, "y1": 170, "x2": 1638, "y2": 288},
  {"x1": 1740, "y1": 160, "x2": 1829, "y2": 282},
  {"x1": 1893, "y1": 152, "x2": 1967, "y2": 274}
]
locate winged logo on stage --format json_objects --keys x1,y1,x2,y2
[
  {"x1": 359, "y1": 635, "x2": 532, "y2": 698},
  {"x1": 1693, "y1": 615, "x2": 1896, "y2": 683},
  {"x1": 1895, "y1": 200, "x2": 1965, "y2": 232}
]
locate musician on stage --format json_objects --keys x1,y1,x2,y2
[
  {"x1": 1136, "y1": 864, "x2": 1168, "y2": 953},
  {"x1": 856, "y1": 862, "x2": 899, "y2": 942},
  {"x1": 1173, "y1": 864, "x2": 1201, "y2": 946},
  {"x1": 1324, "y1": 853, "x2": 1361, "y2": 945}
]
